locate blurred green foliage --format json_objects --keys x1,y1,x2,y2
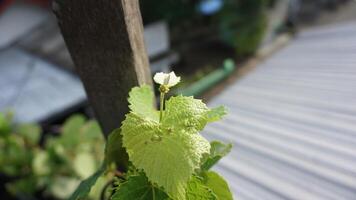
[
  {"x1": 139, "y1": 0, "x2": 272, "y2": 56},
  {"x1": 140, "y1": 0, "x2": 196, "y2": 25},
  {"x1": 216, "y1": 0, "x2": 268, "y2": 56},
  {"x1": 0, "y1": 113, "x2": 108, "y2": 200}
]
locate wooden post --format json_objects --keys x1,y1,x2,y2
[{"x1": 53, "y1": 0, "x2": 152, "y2": 170}]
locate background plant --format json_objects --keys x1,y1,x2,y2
[
  {"x1": 0, "y1": 113, "x2": 109, "y2": 200},
  {"x1": 140, "y1": 0, "x2": 270, "y2": 56},
  {"x1": 216, "y1": 0, "x2": 268, "y2": 56}
]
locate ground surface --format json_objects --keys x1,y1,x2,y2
[{"x1": 203, "y1": 21, "x2": 356, "y2": 199}]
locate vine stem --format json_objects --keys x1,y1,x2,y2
[
  {"x1": 100, "y1": 179, "x2": 115, "y2": 200},
  {"x1": 159, "y1": 92, "x2": 165, "y2": 122},
  {"x1": 152, "y1": 185, "x2": 156, "y2": 200}
]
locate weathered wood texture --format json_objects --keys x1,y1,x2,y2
[{"x1": 53, "y1": 0, "x2": 152, "y2": 169}]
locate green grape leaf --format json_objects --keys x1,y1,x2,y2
[
  {"x1": 186, "y1": 176, "x2": 217, "y2": 200},
  {"x1": 17, "y1": 123, "x2": 41, "y2": 145},
  {"x1": 105, "y1": 129, "x2": 129, "y2": 170},
  {"x1": 203, "y1": 171, "x2": 233, "y2": 200},
  {"x1": 162, "y1": 96, "x2": 210, "y2": 132},
  {"x1": 111, "y1": 174, "x2": 170, "y2": 200},
  {"x1": 128, "y1": 85, "x2": 159, "y2": 121},
  {"x1": 69, "y1": 164, "x2": 106, "y2": 200},
  {"x1": 121, "y1": 113, "x2": 210, "y2": 199},
  {"x1": 206, "y1": 106, "x2": 227, "y2": 123},
  {"x1": 201, "y1": 141, "x2": 232, "y2": 171}
]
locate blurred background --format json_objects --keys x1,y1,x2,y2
[{"x1": 1, "y1": 0, "x2": 356, "y2": 199}]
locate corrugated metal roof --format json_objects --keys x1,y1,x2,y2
[
  {"x1": 203, "y1": 22, "x2": 356, "y2": 200},
  {"x1": 0, "y1": 48, "x2": 86, "y2": 123}
]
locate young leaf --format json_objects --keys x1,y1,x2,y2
[
  {"x1": 203, "y1": 171, "x2": 233, "y2": 200},
  {"x1": 201, "y1": 141, "x2": 232, "y2": 171},
  {"x1": 128, "y1": 85, "x2": 159, "y2": 121},
  {"x1": 121, "y1": 113, "x2": 210, "y2": 200},
  {"x1": 205, "y1": 106, "x2": 227, "y2": 122},
  {"x1": 69, "y1": 164, "x2": 106, "y2": 200},
  {"x1": 186, "y1": 176, "x2": 217, "y2": 200},
  {"x1": 162, "y1": 96, "x2": 210, "y2": 132},
  {"x1": 111, "y1": 174, "x2": 170, "y2": 200}
]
